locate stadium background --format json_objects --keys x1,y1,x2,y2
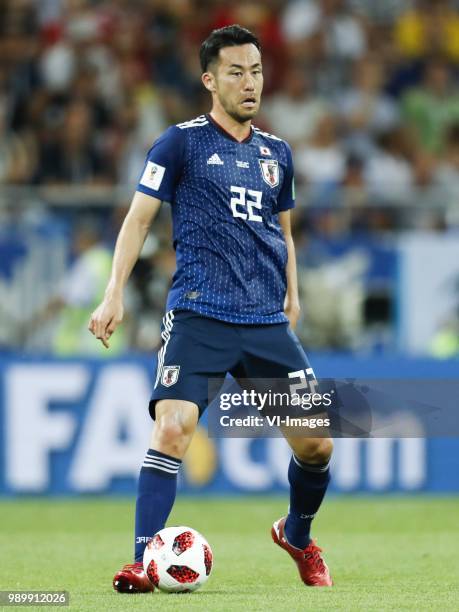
[
  {"x1": 0, "y1": 1, "x2": 458, "y2": 607},
  {"x1": 0, "y1": 0, "x2": 459, "y2": 612}
]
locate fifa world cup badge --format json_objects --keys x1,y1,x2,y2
[
  {"x1": 140, "y1": 161, "x2": 165, "y2": 190},
  {"x1": 161, "y1": 366, "x2": 180, "y2": 387},
  {"x1": 259, "y1": 159, "x2": 279, "y2": 187}
]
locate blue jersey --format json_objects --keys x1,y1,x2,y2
[{"x1": 136, "y1": 114, "x2": 295, "y2": 324}]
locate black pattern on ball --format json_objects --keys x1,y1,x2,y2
[
  {"x1": 203, "y1": 544, "x2": 213, "y2": 575},
  {"x1": 172, "y1": 530, "x2": 195, "y2": 555},
  {"x1": 166, "y1": 565, "x2": 200, "y2": 583},
  {"x1": 146, "y1": 559, "x2": 160, "y2": 587}
]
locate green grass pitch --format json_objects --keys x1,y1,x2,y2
[{"x1": 1, "y1": 496, "x2": 458, "y2": 611}]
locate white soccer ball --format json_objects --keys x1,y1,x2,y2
[{"x1": 143, "y1": 526, "x2": 213, "y2": 593}]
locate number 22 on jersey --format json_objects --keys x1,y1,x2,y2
[{"x1": 230, "y1": 186, "x2": 263, "y2": 222}]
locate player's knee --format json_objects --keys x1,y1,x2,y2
[
  {"x1": 154, "y1": 418, "x2": 191, "y2": 456},
  {"x1": 156, "y1": 418, "x2": 187, "y2": 442},
  {"x1": 152, "y1": 403, "x2": 198, "y2": 457},
  {"x1": 295, "y1": 437, "x2": 333, "y2": 465}
]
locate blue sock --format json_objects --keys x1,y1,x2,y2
[
  {"x1": 284, "y1": 455, "x2": 330, "y2": 550},
  {"x1": 134, "y1": 449, "x2": 182, "y2": 562}
]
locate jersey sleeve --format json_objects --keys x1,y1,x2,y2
[
  {"x1": 136, "y1": 126, "x2": 185, "y2": 202},
  {"x1": 275, "y1": 141, "x2": 296, "y2": 213}
]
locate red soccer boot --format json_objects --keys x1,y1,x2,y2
[
  {"x1": 113, "y1": 561, "x2": 155, "y2": 593},
  {"x1": 271, "y1": 517, "x2": 333, "y2": 586}
]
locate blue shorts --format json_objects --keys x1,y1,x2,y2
[{"x1": 149, "y1": 310, "x2": 313, "y2": 419}]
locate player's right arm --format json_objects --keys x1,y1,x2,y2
[
  {"x1": 88, "y1": 191, "x2": 161, "y2": 348},
  {"x1": 89, "y1": 125, "x2": 185, "y2": 348}
]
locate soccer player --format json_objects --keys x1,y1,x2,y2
[{"x1": 89, "y1": 25, "x2": 333, "y2": 591}]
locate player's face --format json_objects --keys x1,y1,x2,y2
[{"x1": 212, "y1": 44, "x2": 263, "y2": 122}]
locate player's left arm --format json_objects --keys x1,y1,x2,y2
[
  {"x1": 279, "y1": 210, "x2": 300, "y2": 330},
  {"x1": 277, "y1": 141, "x2": 300, "y2": 329}
]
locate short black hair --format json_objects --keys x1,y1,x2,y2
[{"x1": 199, "y1": 24, "x2": 261, "y2": 72}]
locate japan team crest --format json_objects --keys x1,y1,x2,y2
[
  {"x1": 161, "y1": 365, "x2": 180, "y2": 387},
  {"x1": 259, "y1": 159, "x2": 279, "y2": 188}
]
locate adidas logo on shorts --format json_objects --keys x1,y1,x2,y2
[{"x1": 207, "y1": 153, "x2": 224, "y2": 165}]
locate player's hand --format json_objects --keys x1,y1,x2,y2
[
  {"x1": 284, "y1": 300, "x2": 300, "y2": 330},
  {"x1": 88, "y1": 297, "x2": 124, "y2": 349}
]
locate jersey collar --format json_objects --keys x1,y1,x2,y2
[{"x1": 206, "y1": 113, "x2": 253, "y2": 144}]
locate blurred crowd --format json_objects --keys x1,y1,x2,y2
[
  {"x1": 1, "y1": 0, "x2": 459, "y2": 203},
  {"x1": 1, "y1": 0, "x2": 459, "y2": 355}
]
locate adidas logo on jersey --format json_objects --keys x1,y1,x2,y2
[{"x1": 207, "y1": 153, "x2": 224, "y2": 165}]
